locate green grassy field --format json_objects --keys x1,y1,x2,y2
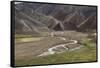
[{"x1": 15, "y1": 37, "x2": 97, "y2": 66}]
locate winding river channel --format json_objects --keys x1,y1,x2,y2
[{"x1": 38, "y1": 37, "x2": 83, "y2": 57}]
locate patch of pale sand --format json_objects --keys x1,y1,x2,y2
[{"x1": 18, "y1": 37, "x2": 44, "y2": 43}]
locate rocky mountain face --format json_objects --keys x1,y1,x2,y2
[{"x1": 14, "y1": 2, "x2": 97, "y2": 35}]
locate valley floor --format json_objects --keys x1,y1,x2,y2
[{"x1": 14, "y1": 31, "x2": 97, "y2": 66}]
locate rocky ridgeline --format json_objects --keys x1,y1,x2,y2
[{"x1": 15, "y1": 2, "x2": 97, "y2": 35}]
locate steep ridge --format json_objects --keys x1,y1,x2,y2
[{"x1": 15, "y1": 2, "x2": 97, "y2": 35}]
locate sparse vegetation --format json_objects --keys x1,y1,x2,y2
[
  {"x1": 14, "y1": 2, "x2": 97, "y2": 67},
  {"x1": 79, "y1": 38, "x2": 96, "y2": 50},
  {"x1": 15, "y1": 34, "x2": 33, "y2": 39},
  {"x1": 15, "y1": 38, "x2": 96, "y2": 66}
]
